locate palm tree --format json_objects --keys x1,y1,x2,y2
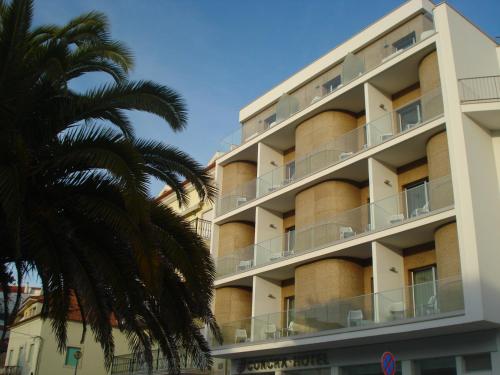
[{"x1": 0, "y1": 0, "x2": 220, "y2": 372}]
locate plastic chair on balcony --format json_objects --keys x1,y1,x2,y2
[
  {"x1": 423, "y1": 294, "x2": 439, "y2": 315},
  {"x1": 347, "y1": 309, "x2": 363, "y2": 327},
  {"x1": 340, "y1": 226, "x2": 355, "y2": 239},
  {"x1": 263, "y1": 323, "x2": 278, "y2": 339},
  {"x1": 286, "y1": 321, "x2": 296, "y2": 336},
  {"x1": 389, "y1": 301, "x2": 405, "y2": 320},
  {"x1": 235, "y1": 196, "x2": 247, "y2": 206},
  {"x1": 339, "y1": 151, "x2": 354, "y2": 161},
  {"x1": 235, "y1": 329, "x2": 248, "y2": 343},
  {"x1": 237, "y1": 260, "x2": 253, "y2": 272},
  {"x1": 412, "y1": 202, "x2": 430, "y2": 217},
  {"x1": 388, "y1": 213, "x2": 405, "y2": 225}
]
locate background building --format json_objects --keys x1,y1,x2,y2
[
  {"x1": 110, "y1": 153, "x2": 220, "y2": 375},
  {"x1": 156, "y1": 152, "x2": 220, "y2": 244},
  {"x1": 209, "y1": 1, "x2": 500, "y2": 374},
  {"x1": 3, "y1": 295, "x2": 129, "y2": 375},
  {"x1": 0, "y1": 286, "x2": 42, "y2": 364}
]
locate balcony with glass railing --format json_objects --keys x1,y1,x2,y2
[
  {"x1": 219, "y1": 14, "x2": 435, "y2": 153},
  {"x1": 215, "y1": 87, "x2": 444, "y2": 217},
  {"x1": 210, "y1": 276, "x2": 463, "y2": 348},
  {"x1": 215, "y1": 174, "x2": 453, "y2": 279}
]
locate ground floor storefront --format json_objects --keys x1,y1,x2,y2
[{"x1": 213, "y1": 330, "x2": 500, "y2": 375}]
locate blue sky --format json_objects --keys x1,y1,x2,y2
[{"x1": 34, "y1": 0, "x2": 500, "y2": 196}]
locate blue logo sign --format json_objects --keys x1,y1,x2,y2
[{"x1": 381, "y1": 352, "x2": 396, "y2": 375}]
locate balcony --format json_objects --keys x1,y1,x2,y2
[
  {"x1": 215, "y1": 174, "x2": 453, "y2": 279},
  {"x1": 219, "y1": 16, "x2": 435, "y2": 154},
  {"x1": 210, "y1": 277, "x2": 464, "y2": 348},
  {"x1": 111, "y1": 349, "x2": 201, "y2": 375},
  {"x1": 189, "y1": 218, "x2": 212, "y2": 240},
  {"x1": 458, "y1": 75, "x2": 500, "y2": 131},
  {"x1": 458, "y1": 76, "x2": 500, "y2": 103},
  {"x1": 215, "y1": 87, "x2": 444, "y2": 217}
]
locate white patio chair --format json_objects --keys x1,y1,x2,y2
[
  {"x1": 235, "y1": 329, "x2": 247, "y2": 343},
  {"x1": 388, "y1": 214, "x2": 405, "y2": 225},
  {"x1": 263, "y1": 323, "x2": 277, "y2": 339},
  {"x1": 340, "y1": 226, "x2": 355, "y2": 239},
  {"x1": 339, "y1": 151, "x2": 354, "y2": 161},
  {"x1": 347, "y1": 310, "x2": 363, "y2": 327},
  {"x1": 236, "y1": 260, "x2": 253, "y2": 271}
]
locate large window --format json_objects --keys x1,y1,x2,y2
[
  {"x1": 412, "y1": 266, "x2": 437, "y2": 317},
  {"x1": 341, "y1": 362, "x2": 402, "y2": 375},
  {"x1": 285, "y1": 161, "x2": 296, "y2": 182},
  {"x1": 405, "y1": 179, "x2": 429, "y2": 218},
  {"x1": 392, "y1": 31, "x2": 416, "y2": 52},
  {"x1": 285, "y1": 367, "x2": 330, "y2": 375},
  {"x1": 322, "y1": 75, "x2": 341, "y2": 95},
  {"x1": 65, "y1": 347, "x2": 81, "y2": 368},
  {"x1": 17, "y1": 346, "x2": 24, "y2": 366},
  {"x1": 264, "y1": 113, "x2": 277, "y2": 128},
  {"x1": 285, "y1": 226, "x2": 295, "y2": 253},
  {"x1": 27, "y1": 343, "x2": 34, "y2": 363},
  {"x1": 415, "y1": 356, "x2": 456, "y2": 375},
  {"x1": 284, "y1": 296, "x2": 295, "y2": 330},
  {"x1": 464, "y1": 353, "x2": 492, "y2": 372},
  {"x1": 7, "y1": 349, "x2": 14, "y2": 366},
  {"x1": 397, "y1": 100, "x2": 422, "y2": 132}
]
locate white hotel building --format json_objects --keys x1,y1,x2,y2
[{"x1": 209, "y1": 1, "x2": 500, "y2": 374}]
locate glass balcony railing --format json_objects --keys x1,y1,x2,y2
[
  {"x1": 210, "y1": 276, "x2": 463, "y2": 347},
  {"x1": 219, "y1": 16, "x2": 435, "y2": 154},
  {"x1": 215, "y1": 87, "x2": 444, "y2": 217},
  {"x1": 215, "y1": 174, "x2": 453, "y2": 279}
]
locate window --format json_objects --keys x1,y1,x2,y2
[
  {"x1": 285, "y1": 226, "x2": 295, "y2": 253},
  {"x1": 322, "y1": 75, "x2": 341, "y2": 95},
  {"x1": 17, "y1": 346, "x2": 24, "y2": 366},
  {"x1": 65, "y1": 347, "x2": 81, "y2": 368},
  {"x1": 404, "y1": 179, "x2": 429, "y2": 218},
  {"x1": 27, "y1": 343, "x2": 34, "y2": 363},
  {"x1": 412, "y1": 266, "x2": 437, "y2": 317},
  {"x1": 341, "y1": 362, "x2": 402, "y2": 375},
  {"x1": 415, "y1": 356, "x2": 456, "y2": 375},
  {"x1": 7, "y1": 349, "x2": 14, "y2": 366},
  {"x1": 464, "y1": 353, "x2": 492, "y2": 372},
  {"x1": 397, "y1": 100, "x2": 422, "y2": 131},
  {"x1": 285, "y1": 161, "x2": 295, "y2": 182},
  {"x1": 264, "y1": 113, "x2": 277, "y2": 128},
  {"x1": 284, "y1": 296, "x2": 295, "y2": 330},
  {"x1": 392, "y1": 31, "x2": 416, "y2": 52}
]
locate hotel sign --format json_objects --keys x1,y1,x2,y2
[{"x1": 237, "y1": 352, "x2": 329, "y2": 373}]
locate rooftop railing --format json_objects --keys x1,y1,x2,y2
[
  {"x1": 111, "y1": 349, "x2": 199, "y2": 375},
  {"x1": 458, "y1": 75, "x2": 500, "y2": 102},
  {"x1": 210, "y1": 276, "x2": 463, "y2": 347},
  {"x1": 215, "y1": 174, "x2": 453, "y2": 279},
  {"x1": 216, "y1": 87, "x2": 443, "y2": 217},
  {"x1": 219, "y1": 19, "x2": 435, "y2": 154}
]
